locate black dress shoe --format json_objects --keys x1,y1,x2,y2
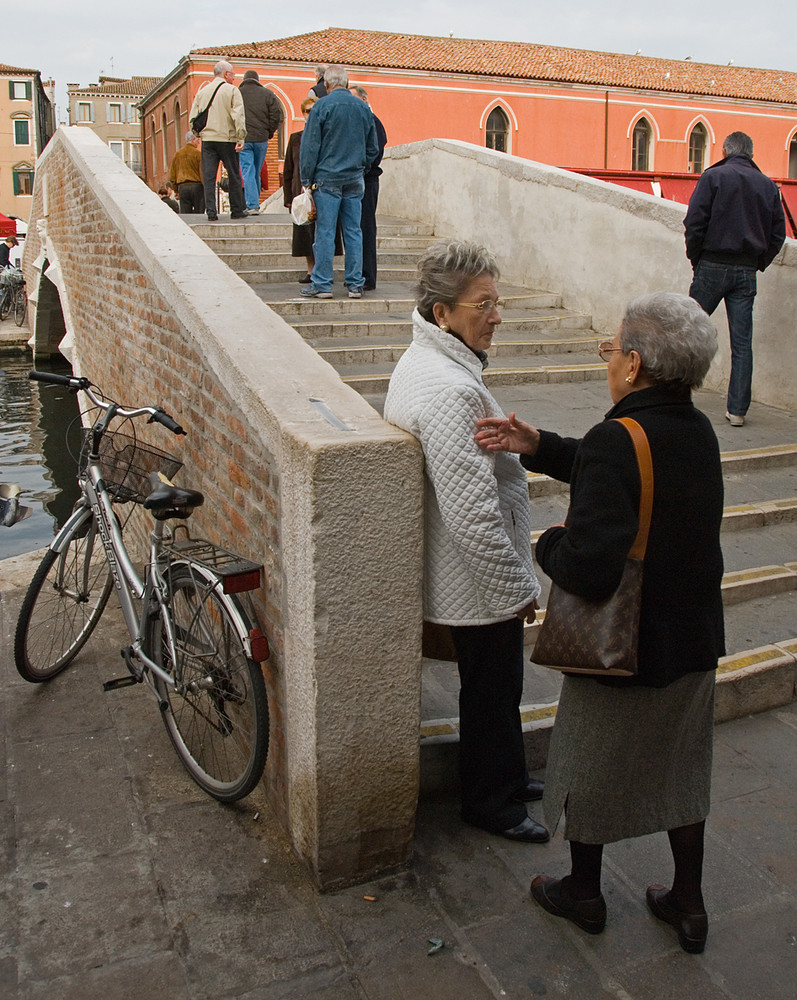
[
  {"x1": 513, "y1": 778, "x2": 544, "y2": 802},
  {"x1": 530, "y1": 875, "x2": 607, "y2": 934},
  {"x1": 500, "y1": 816, "x2": 549, "y2": 843},
  {"x1": 298, "y1": 274, "x2": 312, "y2": 284},
  {"x1": 646, "y1": 885, "x2": 708, "y2": 953},
  {"x1": 363, "y1": 283, "x2": 376, "y2": 291},
  {"x1": 207, "y1": 215, "x2": 218, "y2": 222},
  {"x1": 230, "y1": 213, "x2": 246, "y2": 219}
]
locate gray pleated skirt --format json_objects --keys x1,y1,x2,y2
[{"x1": 543, "y1": 669, "x2": 715, "y2": 844}]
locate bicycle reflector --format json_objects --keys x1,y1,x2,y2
[{"x1": 249, "y1": 628, "x2": 270, "y2": 663}]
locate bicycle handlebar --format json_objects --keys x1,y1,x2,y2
[{"x1": 29, "y1": 371, "x2": 186, "y2": 435}]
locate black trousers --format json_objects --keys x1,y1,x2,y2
[
  {"x1": 201, "y1": 141, "x2": 244, "y2": 217},
  {"x1": 450, "y1": 617, "x2": 529, "y2": 831},
  {"x1": 361, "y1": 175, "x2": 379, "y2": 288},
  {"x1": 178, "y1": 182, "x2": 204, "y2": 214}
]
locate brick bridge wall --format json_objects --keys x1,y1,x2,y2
[{"x1": 23, "y1": 127, "x2": 423, "y2": 891}]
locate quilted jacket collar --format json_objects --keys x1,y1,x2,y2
[{"x1": 411, "y1": 308, "x2": 488, "y2": 375}]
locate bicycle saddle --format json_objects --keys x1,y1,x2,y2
[{"x1": 144, "y1": 481, "x2": 204, "y2": 519}]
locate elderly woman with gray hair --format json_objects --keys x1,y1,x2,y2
[
  {"x1": 384, "y1": 240, "x2": 548, "y2": 844},
  {"x1": 475, "y1": 291, "x2": 724, "y2": 952}
]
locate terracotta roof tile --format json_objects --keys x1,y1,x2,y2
[
  {"x1": 191, "y1": 27, "x2": 797, "y2": 104},
  {"x1": 0, "y1": 63, "x2": 39, "y2": 75},
  {"x1": 67, "y1": 76, "x2": 161, "y2": 97}
]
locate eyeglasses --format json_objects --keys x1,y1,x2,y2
[
  {"x1": 597, "y1": 341, "x2": 624, "y2": 363},
  {"x1": 455, "y1": 299, "x2": 505, "y2": 314}
]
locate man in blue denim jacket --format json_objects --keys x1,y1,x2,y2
[
  {"x1": 684, "y1": 131, "x2": 785, "y2": 427},
  {"x1": 299, "y1": 65, "x2": 378, "y2": 299}
]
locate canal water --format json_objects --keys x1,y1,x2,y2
[{"x1": 0, "y1": 354, "x2": 82, "y2": 561}]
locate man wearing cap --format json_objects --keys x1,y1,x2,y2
[{"x1": 238, "y1": 70, "x2": 283, "y2": 215}]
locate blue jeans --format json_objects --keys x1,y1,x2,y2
[
  {"x1": 311, "y1": 177, "x2": 365, "y2": 293},
  {"x1": 689, "y1": 260, "x2": 757, "y2": 416},
  {"x1": 239, "y1": 141, "x2": 268, "y2": 210}
]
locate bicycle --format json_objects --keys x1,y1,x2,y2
[
  {"x1": 0, "y1": 265, "x2": 21, "y2": 320},
  {"x1": 13, "y1": 279, "x2": 27, "y2": 326},
  {"x1": 14, "y1": 371, "x2": 270, "y2": 802}
]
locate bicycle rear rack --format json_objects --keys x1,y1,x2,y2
[{"x1": 166, "y1": 538, "x2": 262, "y2": 594}]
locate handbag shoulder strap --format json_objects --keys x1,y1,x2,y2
[
  {"x1": 614, "y1": 417, "x2": 653, "y2": 560},
  {"x1": 202, "y1": 81, "x2": 224, "y2": 113}
]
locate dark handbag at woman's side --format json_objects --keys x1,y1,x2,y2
[{"x1": 530, "y1": 417, "x2": 653, "y2": 677}]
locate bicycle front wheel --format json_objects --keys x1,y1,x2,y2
[
  {"x1": 15, "y1": 514, "x2": 113, "y2": 681},
  {"x1": 0, "y1": 288, "x2": 11, "y2": 321},
  {"x1": 14, "y1": 288, "x2": 27, "y2": 326},
  {"x1": 148, "y1": 567, "x2": 269, "y2": 802}
]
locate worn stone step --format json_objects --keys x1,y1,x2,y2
[
  {"x1": 316, "y1": 334, "x2": 601, "y2": 366},
  {"x1": 237, "y1": 266, "x2": 418, "y2": 286},
  {"x1": 344, "y1": 361, "x2": 607, "y2": 396},
  {"x1": 218, "y1": 250, "x2": 427, "y2": 270},
  {"x1": 189, "y1": 217, "x2": 436, "y2": 239},
  {"x1": 200, "y1": 234, "x2": 438, "y2": 254}
]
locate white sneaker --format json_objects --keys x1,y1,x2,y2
[
  {"x1": 348, "y1": 288, "x2": 363, "y2": 299},
  {"x1": 725, "y1": 411, "x2": 745, "y2": 427}
]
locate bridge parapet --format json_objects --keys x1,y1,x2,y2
[
  {"x1": 380, "y1": 139, "x2": 797, "y2": 412},
  {"x1": 23, "y1": 127, "x2": 423, "y2": 890}
]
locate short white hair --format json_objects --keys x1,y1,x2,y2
[
  {"x1": 214, "y1": 61, "x2": 233, "y2": 77},
  {"x1": 324, "y1": 65, "x2": 348, "y2": 89}
]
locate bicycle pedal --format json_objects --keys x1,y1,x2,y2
[{"x1": 103, "y1": 675, "x2": 142, "y2": 691}]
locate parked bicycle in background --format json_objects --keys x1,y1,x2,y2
[
  {"x1": 0, "y1": 265, "x2": 27, "y2": 326},
  {"x1": 14, "y1": 371, "x2": 271, "y2": 802}
]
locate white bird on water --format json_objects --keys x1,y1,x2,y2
[{"x1": 0, "y1": 484, "x2": 33, "y2": 527}]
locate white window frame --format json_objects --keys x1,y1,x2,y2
[
  {"x1": 77, "y1": 101, "x2": 93, "y2": 123},
  {"x1": 107, "y1": 102, "x2": 123, "y2": 124},
  {"x1": 10, "y1": 80, "x2": 30, "y2": 100}
]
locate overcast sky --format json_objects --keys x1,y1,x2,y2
[{"x1": 7, "y1": 2, "x2": 797, "y2": 122}]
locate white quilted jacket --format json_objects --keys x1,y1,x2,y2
[{"x1": 384, "y1": 309, "x2": 540, "y2": 625}]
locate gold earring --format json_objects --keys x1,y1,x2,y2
[{"x1": 625, "y1": 375, "x2": 633, "y2": 384}]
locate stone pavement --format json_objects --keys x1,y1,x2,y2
[{"x1": 1, "y1": 551, "x2": 796, "y2": 1000}]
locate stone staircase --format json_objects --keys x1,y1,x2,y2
[{"x1": 189, "y1": 213, "x2": 797, "y2": 741}]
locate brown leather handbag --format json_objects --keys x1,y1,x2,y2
[{"x1": 530, "y1": 417, "x2": 653, "y2": 677}]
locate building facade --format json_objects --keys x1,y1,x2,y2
[
  {"x1": 139, "y1": 28, "x2": 797, "y2": 197},
  {"x1": 1, "y1": 64, "x2": 55, "y2": 222},
  {"x1": 67, "y1": 76, "x2": 159, "y2": 177}
]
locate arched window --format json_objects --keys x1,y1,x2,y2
[
  {"x1": 688, "y1": 124, "x2": 708, "y2": 174},
  {"x1": 632, "y1": 118, "x2": 652, "y2": 171},
  {"x1": 486, "y1": 107, "x2": 509, "y2": 153},
  {"x1": 789, "y1": 137, "x2": 797, "y2": 180},
  {"x1": 162, "y1": 111, "x2": 169, "y2": 170},
  {"x1": 174, "y1": 100, "x2": 182, "y2": 148},
  {"x1": 150, "y1": 118, "x2": 157, "y2": 175}
]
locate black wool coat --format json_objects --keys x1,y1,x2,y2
[{"x1": 523, "y1": 384, "x2": 725, "y2": 687}]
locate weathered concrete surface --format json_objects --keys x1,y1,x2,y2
[
  {"x1": 379, "y1": 139, "x2": 797, "y2": 413},
  {"x1": 2, "y1": 575, "x2": 796, "y2": 999}
]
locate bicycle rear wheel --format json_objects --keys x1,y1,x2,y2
[
  {"x1": 0, "y1": 287, "x2": 11, "y2": 321},
  {"x1": 14, "y1": 287, "x2": 27, "y2": 326},
  {"x1": 15, "y1": 512, "x2": 113, "y2": 681},
  {"x1": 147, "y1": 566, "x2": 269, "y2": 802}
]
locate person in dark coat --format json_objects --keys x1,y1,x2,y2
[
  {"x1": 238, "y1": 69, "x2": 283, "y2": 215},
  {"x1": 349, "y1": 85, "x2": 387, "y2": 290},
  {"x1": 282, "y1": 97, "x2": 342, "y2": 283},
  {"x1": 309, "y1": 65, "x2": 328, "y2": 98},
  {"x1": 684, "y1": 131, "x2": 785, "y2": 427},
  {"x1": 475, "y1": 291, "x2": 724, "y2": 953}
]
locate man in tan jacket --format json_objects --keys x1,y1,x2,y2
[
  {"x1": 189, "y1": 61, "x2": 247, "y2": 220},
  {"x1": 169, "y1": 133, "x2": 203, "y2": 213}
]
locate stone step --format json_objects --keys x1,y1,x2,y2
[
  {"x1": 295, "y1": 311, "x2": 593, "y2": 343},
  {"x1": 265, "y1": 287, "x2": 563, "y2": 317},
  {"x1": 343, "y1": 360, "x2": 607, "y2": 396},
  {"x1": 199, "y1": 235, "x2": 438, "y2": 253},
  {"x1": 189, "y1": 217, "x2": 436, "y2": 239},
  {"x1": 316, "y1": 334, "x2": 601, "y2": 366},
  {"x1": 237, "y1": 266, "x2": 418, "y2": 285},
  {"x1": 218, "y1": 250, "x2": 428, "y2": 270}
]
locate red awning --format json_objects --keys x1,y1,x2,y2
[
  {"x1": 0, "y1": 213, "x2": 16, "y2": 238},
  {"x1": 778, "y1": 185, "x2": 797, "y2": 240},
  {"x1": 659, "y1": 177, "x2": 699, "y2": 205}
]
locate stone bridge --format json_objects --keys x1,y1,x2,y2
[{"x1": 21, "y1": 127, "x2": 797, "y2": 890}]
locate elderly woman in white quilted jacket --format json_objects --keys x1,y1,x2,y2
[{"x1": 384, "y1": 241, "x2": 548, "y2": 844}]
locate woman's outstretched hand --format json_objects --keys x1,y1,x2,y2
[{"x1": 475, "y1": 412, "x2": 541, "y2": 456}]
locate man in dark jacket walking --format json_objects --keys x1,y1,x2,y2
[
  {"x1": 684, "y1": 131, "x2": 785, "y2": 426},
  {"x1": 350, "y1": 85, "x2": 387, "y2": 290},
  {"x1": 238, "y1": 70, "x2": 283, "y2": 215}
]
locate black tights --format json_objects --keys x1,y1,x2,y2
[{"x1": 567, "y1": 820, "x2": 705, "y2": 908}]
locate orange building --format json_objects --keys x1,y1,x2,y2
[{"x1": 140, "y1": 27, "x2": 797, "y2": 197}]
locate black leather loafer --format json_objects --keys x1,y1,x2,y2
[
  {"x1": 530, "y1": 875, "x2": 607, "y2": 934},
  {"x1": 501, "y1": 816, "x2": 550, "y2": 843},
  {"x1": 646, "y1": 885, "x2": 708, "y2": 953},
  {"x1": 512, "y1": 778, "x2": 544, "y2": 802}
]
